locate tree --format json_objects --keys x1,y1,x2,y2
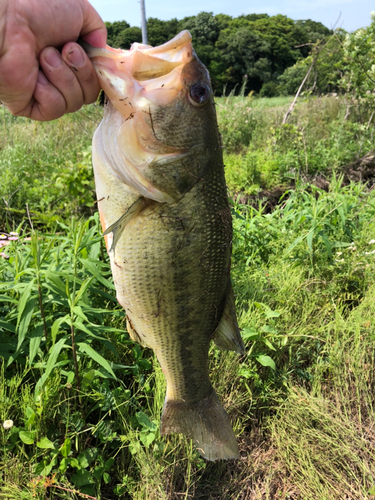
[
  {"x1": 178, "y1": 12, "x2": 223, "y2": 92},
  {"x1": 217, "y1": 27, "x2": 271, "y2": 93},
  {"x1": 147, "y1": 18, "x2": 179, "y2": 47},
  {"x1": 277, "y1": 31, "x2": 345, "y2": 96},
  {"x1": 114, "y1": 27, "x2": 142, "y2": 49},
  {"x1": 103, "y1": 13, "x2": 334, "y2": 97},
  {"x1": 105, "y1": 21, "x2": 130, "y2": 46},
  {"x1": 340, "y1": 13, "x2": 375, "y2": 107}
]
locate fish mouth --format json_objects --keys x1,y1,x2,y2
[{"x1": 80, "y1": 30, "x2": 194, "y2": 117}]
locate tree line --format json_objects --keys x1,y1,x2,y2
[
  {"x1": 105, "y1": 13, "x2": 332, "y2": 96},
  {"x1": 105, "y1": 12, "x2": 375, "y2": 102}
]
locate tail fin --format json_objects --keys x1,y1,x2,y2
[{"x1": 160, "y1": 390, "x2": 239, "y2": 461}]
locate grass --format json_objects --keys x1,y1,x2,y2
[
  {"x1": 1, "y1": 95, "x2": 375, "y2": 498},
  {"x1": 218, "y1": 94, "x2": 375, "y2": 195}
]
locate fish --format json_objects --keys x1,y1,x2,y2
[{"x1": 82, "y1": 31, "x2": 245, "y2": 461}]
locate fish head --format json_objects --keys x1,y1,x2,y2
[{"x1": 84, "y1": 31, "x2": 220, "y2": 202}]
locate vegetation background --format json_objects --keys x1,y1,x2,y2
[
  {"x1": 105, "y1": 12, "x2": 340, "y2": 97},
  {"x1": 1, "y1": 10, "x2": 375, "y2": 500}
]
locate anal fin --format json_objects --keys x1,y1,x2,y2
[
  {"x1": 212, "y1": 284, "x2": 245, "y2": 355},
  {"x1": 104, "y1": 197, "x2": 147, "y2": 254}
]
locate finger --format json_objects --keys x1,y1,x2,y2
[
  {"x1": 39, "y1": 46, "x2": 85, "y2": 114},
  {"x1": 80, "y1": 0, "x2": 107, "y2": 48},
  {"x1": 61, "y1": 42, "x2": 101, "y2": 104},
  {"x1": 16, "y1": 46, "x2": 87, "y2": 121},
  {"x1": 12, "y1": 69, "x2": 66, "y2": 121}
]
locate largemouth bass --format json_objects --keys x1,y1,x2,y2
[{"x1": 83, "y1": 31, "x2": 245, "y2": 461}]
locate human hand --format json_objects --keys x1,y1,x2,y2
[{"x1": 0, "y1": 0, "x2": 106, "y2": 121}]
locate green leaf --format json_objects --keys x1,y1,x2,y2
[
  {"x1": 0, "y1": 320, "x2": 16, "y2": 333},
  {"x1": 45, "y1": 272, "x2": 67, "y2": 295},
  {"x1": 72, "y1": 470, "x2": 95, "y2": 487},
  {"x1": 29, "y1": 325, "x2": 44, "y2": 366},
  {"x1": 59, "y1": 457, "x2": 69, "y2": 473},
  {"x1": 60, "y1": 438, "x2": 71, "y2": 458},
  {"x1": 44, "y1": 338, "x2": 67, "y2": 380},
  {"x1": 69, "y1": 457, "x2": 80, "y2": 469},
  {"x1": 51, "y1": 316, "x2": 69, "y2": 345},
  {"x1": 264, "y1": 309, "x2": 281, "y2": 319},
  {"x1": 285, "y1": 235, "x2": 305, "y2": 256},
  {"x1": 77, "y1": 342, "x2": 117, "y2": 379},
  {"x1": 103, "y1": 472, "x2": 111, "y2": 484},
  {"x1": 34, "y1": 337, "x2": 67, "y2": 396},
  {"x1": 93, "y1": 466, "x2": 104, "y2": 479},
  {"x1": 242, "y1": 327, "x2": 259, "y2": 341},
  {"x1": 104, "y1": 457, "x2": 115, "y2": 471},
  {"x1": 306, "y1": 230, "x2": 314, "y2": 252},
  {"x1": 73, "y1": 277, "x2": 94, "y2": 307},
  {"x1": 260, "y1": 325, "x2": 278, "y2": 335},
  {"x1": 137, "y1": 359, "x2": 152, "y2": 370},
  {"x1": 79, "y1": 258, "x2": 115, "y2": 289},
  {"x1": 34, "y1": 458, "x2": 54, "y2": 477},
  {"x1": 77, "y1": 448, "x2": 98, "y2": 468},
  {"x1": 320, "y1": 232, "x2": 333, "y2": 259},
  {"x1": 25, "y1": 407, "x2": 34, "y2": 419},
  {"x1": 72, "y1": 305, "x2": 89, "y2": 322},
  {"x1": 136, "y1": 411, "x2": 157, "y2": 431},
  {"x1": 262, "y1": 338, "x2": 276, "y2": 351},
  {"x1": 16, "y1": 280, "x2": 36, "y2": 329},
  {"x1": 140, "y1": 431, "x2": 156, "y2": 448},
  {"x1": 19, "y1": 430, "x2": 36, "y2": 445},
  {"x1": 16, "y1": 297, "x2": 37, "y2": 352},
  {"x1": 25, "y1": 406, "x2": 36, "y2": 426},
  {"x1": 37, "y1": 437, "x2": 55, "y2": 449},
  {"x1": 256, "y1": 355, "x2": 276, "y2": 371}
]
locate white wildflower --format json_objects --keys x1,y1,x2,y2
[
  {"x1": 335, "y1": 258, "x2": 345, "y2": 262},
  {"x1": 336, "y1": 251, "x2": 343, "y2": 256},
  {"x1": 3, "y1": 420, "x2": 13, "y2": 430},
  {"x1": 369, "y1": 239, "x2": 375, "y2": 245},
  {"x1": 364, "y1": 250, "x2": 375, "y2": 255}
]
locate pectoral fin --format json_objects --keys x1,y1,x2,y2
[
  {"x1": 104, "y1": 197, "x2": 147, "y2": 254},
  {"x1": 212, "y1": 285, "x2": 245, "y2": 355}
]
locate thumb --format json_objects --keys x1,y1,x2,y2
[{"x1": 79, "y1": 0, "x2": 107, "y2": 48}]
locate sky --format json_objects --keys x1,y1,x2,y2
[{"x1": 90, "y1": 0, "x2": 374, "y2": 33}]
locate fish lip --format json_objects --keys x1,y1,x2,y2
[{"x1": 79, "y1": 30, "x2": 193, "y2": 62}]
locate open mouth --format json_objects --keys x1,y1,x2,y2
[{"x1": 80, "y1": 30, "x2": 194, "y2": 113}]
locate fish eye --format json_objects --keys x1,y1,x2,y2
[{"x1": 189, "y1": 83, "x2": 210, "y2": 107}]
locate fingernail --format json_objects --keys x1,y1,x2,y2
[
  {"x1": 37, "y1": 71, "x2": 49, "y2": 86},
  {"x1": 44, "y1": 48, "x2": 62, "y2": 68},
  {"x1": 66, "y1": 47, "x2": 85, "y2": 67}
]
